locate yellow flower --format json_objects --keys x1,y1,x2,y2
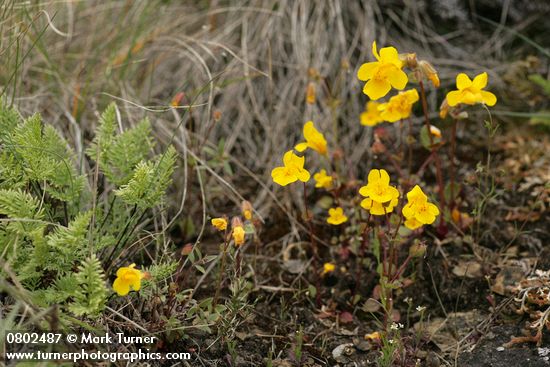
[
  {"x1": 404, "y1": 217, "x2": 423, "y2": 230},
  {"x1": 113, "y1": 264, "x2": 143, "y2": 296},
  {"x1": 327, "y1": 207, "x2": 348, "y2": 225},
  {"x1": 359, "y1": 169, "x2": 400, "y2": 215},
  {"x1": 402, "y1": 185, "x2": 440, "y2": 229},
  {"x1": 271, "y1": 150, "x2": 311, "y2": 186},
  {"x1": 446, "y1": 72, "x2": 497, "y2": 107},
  {"x1": 295, "y1": 121, "x2": 327, "y2": 155},
  {"x1": 323, "y1": 262, "x2": 336, "y2": 275},
  {"x1": 365, "y1": 331, "x2": 381, "y2": 341},
  {"x1": 232, "y1": 225, "x2": 246, "y2": 246},
  {"x1": 357, "y1": 41, "x2": 408, "y2": 100},
  {"x1": 313, "y1": 169, "x2": 333, "y2": 189},
  {"x1": 360, "y1": 101, "x2": 384, "y2": 126},
  {"x1": 211, "y1": 217, "x2": 228, "y2": 231},
  {"x1": 378, "y1": 89, "x2": 419, "y2": 123}
]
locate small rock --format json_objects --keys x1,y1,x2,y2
[
  {"x1": 353, "y1": 337, "x2": 372, "y2": 352},
  {"x1": 332, "y1": 343, "x2": 354, "y2": 363},
  {"x1": 496, "y1": 346, "x2": 505, "y2": 352}
]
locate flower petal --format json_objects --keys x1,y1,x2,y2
[
  {"x1": 113, "y1": 278, "x2": 130, "y2": 296},
  {"x1": 402, "y1": 203, "x2": 414, "y2": 218},
  {"x1": 271, "y1": 167, "x2": 294, "y2": 186},
  {"x1": 428, "y1": 203, "x2": 440, "y2": 217},
  {"x1": 446, "y1": 90, "x2": 462, "y2": 107},
  {"x1": 379, "y1": 46, "x2": 399, "y2": 64},
  {"x1": 357, "y1": 62, "x2": 378, "y2": 81},
  {"x1": 297, "y1": 169, "x2": 311, "y2": 182},
  {"x1": 295, "y1": 142, "x2": 308, "y2": 152},
  {"x1": 405, "y1": 218, "x2": 423, "y2": 230},
  {"x1": 480, "y1": 90, "x2": 497, "y2": 106},
  {"x1": 363, "y1": 79, "x2": 391, "y2": 100},
  {"x1": 369, "y1": 200, "x2": 387, "y2": 216},
  {"x1": 472, "y1": 72, "x2": 488, "y2": 90},
  {"x1": 456, "y1": 73, "x2": 472, "y2": 90},
  {"x1": 282, "y1": 150, "x2": 294, "y2": 165},
  {"x1": 378, "y1": 169, "x2": 390, "y2": 186},
  {"x1": 130, "y1": 277, "x2": 141, "y2": 292},
  {"x1": 388, "y1": 68, "x2": 408, "y2": 90},
  {"x1": 371, "y1": 41, "x2": 380, "y2": 60},
  {"x1": 358, "y1": 185, "x2": 369, "y2": 197},
  {"x1": 367, "y1": 169, "x2": 381, "y2": 184},
  {"x1": 360, "y1": 198, "x2": 373, "y2": 210},
  {"x1": 417, "y1": 210, "x2": 436, "y2": 224}
]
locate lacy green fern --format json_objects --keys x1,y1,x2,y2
[
  {"x1": 116, "y1": 146, "x2": 177, "y2": 208},
  {"x1": 0, "y1": 101, "x2": 177, "y2": 319},
  {"x1": 68, "y1": 255, "x2": 108, "y2": 317}
]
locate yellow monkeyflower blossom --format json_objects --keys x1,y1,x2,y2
[
  {"x1": 365, "y1": 331, "x2": 381, "y2": 341},
  {"x1": 295, "y1": 121, "x2": 327, "y2": 155},
  {"x1": 313, "y1": 169, "x2": 333, "y2": 189},
  {"x1": 113, "y1": 264, "x2": 143, "y2": 296},
  {"x1": 360, "y1": 101, "x2": 384, "y2": 126},
  {"x1": 327, "y1": 207, "x2": 348, "y2": 225},
  {"x1": 359, "y1": 169, "x2": 400, "y2": 215},
  {"x1": 271, "y1": 150, "x2": 311, "y2": 186},
  {"x1": 323, "y1": 262, "x2": 336, "y2": 275},
  {"x1": 402, "y1": 185, "x2": 440, "y2": 230},
  {"x1": 232, "y1": 225, "x2": 246, "y2": 246},
  {"x1": 446, "y1": 72, "x2": 497, "y2": 107},
  {"x1": 357, "y1": 41, "x2": 408, "y2": 100},
  {"x1": 211, "y1": 217, "x2": 228, "y2": 231},
  {"x1": 378, "y1": 89, "x2": 419, "y2": 123}
]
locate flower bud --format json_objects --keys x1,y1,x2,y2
[
  {"x1": 409, "y1": 241, "x2": 427, "y2": 258},
  {"x1": 371, "y1": 140, "x2": 386, "y2": 154},
  {"x1": 401, "y1": 53, "x2": 418, "y2": 69},
  {"x1": 241, "y1": 200, "x2": 253, "y2": 220},
  {"x1": 418, "y1": 60, "x2": 440, "y2": 88},
  {"x1": 429, "y1": 126, "x2": 442, "y2": 138},
  {"x1": 306, "y1": 82, "x2": 316, "y2": 105},
  {"x1": 308, "y1": 67, "x2": 320, "y2": 79},
  {"x1": 231, "y1": 216, "x2": 244, "y2": 229},
  {"x1": 439, "y1": 99, "x2": 449, "y2": 119}
]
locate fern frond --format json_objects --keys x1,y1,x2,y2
[
  {"x1": 87, "y1": 104, "x2": 154, "y2": 186},
  {"x1": 10, "y1": 114, "x2": 84, "y2": 203},
  {"x1": 115, "y1": 146, "x2": 176, "y2": 208},
  {"x1": 68, "y1": 255, "x2": 108, "y2": 317}
]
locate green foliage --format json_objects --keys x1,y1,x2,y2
[
  {"x1": 528, "y1": 74, "x2": 550, "y2": 129},
  {"x1": 0, "y1": 101, "x2": 177, "y2": 318},
  {"x1": 69, "y1": 255, "x2": 109, "y2": 317},
  {"x1": 116, "y1": 146, "x2": 177, "y2": 209},
  {"x1": 11, "y1": 114, "x2": 85, "y2": 203},
  {"x1": 87, "y1": 103, "x2": 154, "y2": 186}
]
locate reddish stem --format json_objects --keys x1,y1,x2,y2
[
  {"x1": 449, "y1": 119, "x2": 458, "y2": 209},
  {"x1": 418, "y1": 81, "x2": 446, "y2": 225}
]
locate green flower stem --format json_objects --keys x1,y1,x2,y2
[{"x1": 213, "y1": 230, "x2": 230, "y2": 308}]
